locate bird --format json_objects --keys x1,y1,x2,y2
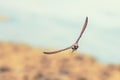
[{"x1": 43, "y1": 17, "x2": 88, "y2": 54}]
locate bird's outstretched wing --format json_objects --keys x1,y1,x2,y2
[
  {"x1": 43, "y1": 17, "x2": 88, "y2": 54},
  {"x1": 43, "y1": 46, "x2": 72, "y2": 54},
  {"x1": 75, "y1": 17, "x2": 88, "y2": 44}
]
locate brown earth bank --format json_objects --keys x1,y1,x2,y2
[{"x1": 0, "y1": 42, "x2": 120, "y2": 80}]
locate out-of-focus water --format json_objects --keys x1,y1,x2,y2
[{"x1": 0, "y1": 0, "x2": 120, "y2": 64}]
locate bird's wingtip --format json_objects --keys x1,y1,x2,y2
[
  {"x1": 86, "y1": 16, "x2": 88, "y2": 19},
  {"x1": 43, "y1": 52, "x2": 49, "y2": 54}
]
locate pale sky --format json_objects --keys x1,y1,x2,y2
[{"x1": 0, "y1": 0, "x2": 120, "y2": 63}]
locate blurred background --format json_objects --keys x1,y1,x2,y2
[{"x1": 0, "y1": 0, "x2": 120, "y2": 64}]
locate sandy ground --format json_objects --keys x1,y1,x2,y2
[{"x1": 0, "y1": 42, "x2": 120, "y2": 80}]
